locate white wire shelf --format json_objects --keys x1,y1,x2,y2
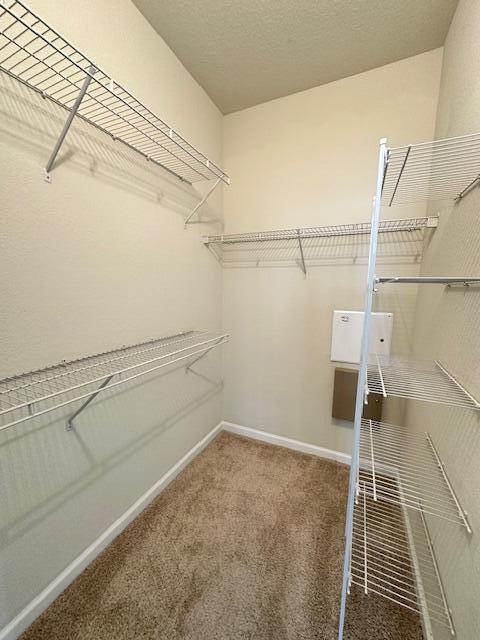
[
  {"x1": 204, "y1": 217, "x2": 434, "y2": 271},
  {"x1": 0, "y1": 330, "x2": 229, "y2": 432},
  {"x1": 367, "y1": 355, "x2": 480, "y2": 411},
  {"x1": 0, "y1": 1, "x2": 229, "y2": 185},
  {"x1": 382, "y1": 132, "x2": 480, "y2": 206},
  {"x1": 350, "y1": 490, "x2": 455, "y2": 634},
  {"x1": 358, "y1": 419, "x2": 471, "y2": 531},
  {"x1": 376, "y1": 276, "x2": 480, "y2": 285}
]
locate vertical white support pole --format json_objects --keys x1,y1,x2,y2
[
  {"x1": 337, "y1": 138, "x2": 387, "y2": 640},
  {"x1": 369, "y1": 419, "x2": 377, "y2": 501}
]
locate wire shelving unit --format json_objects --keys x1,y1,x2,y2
[
  {"x1": 0, "y1": 0, "x2": 229, "y2": 188},
  {"x1": 358, "y1": 419, "x2": 471, "y2": 531},
  {"x1": 366, "y1": 356, "x2": 480, "y2": 411},
  {"x1": 351, "y1": 490, "x2": 455, "y2": 635},
  {"x1": 0, "y1": 330, "x2": 229, "y2": 432},
  {"x1": 205, "y1": 217, "x2": 435, "y2": 272},
  {"x1": 382, "y1": 133, "x2": 480, "y2": 206},
  {"x1": 338, "y1": 133, "x2": 480, "y2": 640}
]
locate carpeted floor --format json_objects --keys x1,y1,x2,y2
[{"x1": 21, "y1": 431, "x2": 423, "y2": 640}]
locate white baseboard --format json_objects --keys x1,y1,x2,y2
[
  {"x1": 0, "y1": 422, "x2": 223, "y2": 640},
  {"x1": 222, "y1": 421, "x2": 351, "y2": 465}
]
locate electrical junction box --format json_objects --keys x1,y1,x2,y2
[{"x1": 330, "y1": 310, "x2": 393, "y2": 365}]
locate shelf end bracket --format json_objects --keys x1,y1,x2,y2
[
  {"x1": 44, "y1": 65, "x2": 97, "y2": 182},
  {"x1": 184, "y1": 177, "x2": 221, "y2": 227}
]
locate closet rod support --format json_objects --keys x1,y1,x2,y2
[
  {"x1": 184, "y1": 177, "x2": 221, "y2": 227},
  {"x1": 297, "y1": 229, "x2": 307, "y2": 275},
  {"x1": 66, "y1": 374, "x2": 113, "y2": 431},
  {"x1": 44, "y1": 65, "x2": 97, "y2": 182}
]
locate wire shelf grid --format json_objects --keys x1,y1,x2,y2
[
  {"x1": 382, "y1": 133, "x2": 480, "y2": 205},
  {"x1": 350, "y1": 490, "x2": 455, "y2": 634},
  {"x1": 205, "y1": 217, "x2": 431, "y2": 267},
  {"x1": 358, "y1": 419, "x2": 471, "y2": 531},
  {"x1": 0, "y1": 0, "x2": 229, "y2": 185},
  {"x1": 0, "y1": 330, "x2": 229, "y2": 431},
  {"x1": 367, "y1": 355, "x2": 480, "y2": 411}
]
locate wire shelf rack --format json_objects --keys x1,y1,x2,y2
[
  {"x1": 351, "y1": 489, "x2": 455, "y2": 634},
  {"x1": 358, "y1": 419, "x2": 471, "y2": 531},
  {"x1": 0, "y1": 0, "x2": 229, "y2": 185},
  {"x1": 205, "y1": 217, "x2": 433, "y2": 269},
  {"x1": 382, "y1": 133, "x2": 480, "y2": 206},
  {"x1": 367, "y1": 355, "x2": 480, "y2": 411},
  {"x1": 0, "y1": 330, "x2": 229, "y2": 432}
]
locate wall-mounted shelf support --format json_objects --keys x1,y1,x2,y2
[
  {"x1": 296, "y1": 229, "x2": 306, "y2": 275},
  {"x1": 44, "y1": 65, "x2": 97, "y2": 182},
  {"x1": 455, "y1": 173, "x2": 480, "y2": 200},
  {"x1": 185, "y1": 335, "x2": 225, "y2": 371},
  {"x1": 66, "y1": 374, "x2": 113, "y2": 431},
  {"x1": 184, "y1": 177, "x2": 222, "y2": 227}
]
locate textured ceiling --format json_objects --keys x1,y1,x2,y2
[{"x1": 132, "y1": 0, "x2": 457, "y2": 114}]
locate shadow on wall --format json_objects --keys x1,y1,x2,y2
[
  {"x1": 0, "y1": 361, "x2": 222, "y2": 553},
  {"x1": 0, "y1": 73, "x2": 222, "y2": 228}
]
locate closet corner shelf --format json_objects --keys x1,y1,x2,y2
[
  {"x1": 367, "y1": 355, "x2": 480, "y2": 411},
  {"x1": 382, "y1": 132, "x2": 480, "y2": 206},
  {"x1": 358, "y1": 419, "x2": 471, "y2": 532},
  {"x1": 351, "y1": 490, "x2": 455, "y2": 635},
  {"x1": 0, "y1": 1, "x2": 229, "y2": 186},
  {"x1": 0, "y1": 330, "x2": 229, "y2": 432}
]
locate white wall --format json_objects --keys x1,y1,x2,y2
[
  {"x1": 0, "y1": 0, "x2": 224, "y2": 632},
  {"x1": 406, "y1": 2, "x2": 480, "y2": 638},
  {"x1": 221, "y1": 50, "x2": 442, "y2": 454}
]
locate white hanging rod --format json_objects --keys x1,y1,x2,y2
[
  {"x1": 205, "y1": 217, "x2": 435, "y2": 245},
  {"x1": 376, "y1": 276, "x2": 480, "y2": 285},
  {"x1": 0, "y1": 330, "x2": 229, "y2": 432},
  {"x1": 358, "y1": 419, "x2": 471, "y2": 531},
  {"x1": 366, "y1": 355, "x2": 480, "y2": 410},
  {"x1": 0, "y1": 1, "x2": 229, "y2": 185},
  {"x1": 350, "y1": 491, "x2": 455, "y2": 634},
  {"x1": 382, "y1": 131, "x2": 480, "y2": 206}
]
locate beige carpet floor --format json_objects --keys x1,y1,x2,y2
[{"x1": 21, "y1": 431, "x2": 423, "y2": 640}]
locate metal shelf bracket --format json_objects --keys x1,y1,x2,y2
[
  {"x1": 185, "y1": 336, "x2": 225, "y2": 372},
  {"x1": 66, "y1": 374, "x2": 113, "y2": 431},
  {"x1": 296, "y1": 229, "x2": 307, "y2": 275},
  {"x1": 44, "y1": 65, "x2": 97, "y2": 182},
  {"x1": 184, "y1": 177, "x2": 222, "y2": 227}
]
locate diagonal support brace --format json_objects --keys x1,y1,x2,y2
[
  {"x1": 296, "y1": 229, "x2": 307, "y2": 275},
  {"x1": 185, "y1": 337, "x2": 225, "y2": 372},
  {"x1": 66, "y1": 374, "x2": 113, "y2": 431},
  {"x1": 44, "y1": 65, "x2": 97, "y2": 182},
  {"x1": 184, "y1": 177, "x2": 221, "y2": 227}
]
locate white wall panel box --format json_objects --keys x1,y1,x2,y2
[{"x1": 330, "y1": 310, "x2": 393, "y2": 364}]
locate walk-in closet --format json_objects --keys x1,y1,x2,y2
[{"x1": 1, "y1": 1, "x2": 479, "y2": 639}]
